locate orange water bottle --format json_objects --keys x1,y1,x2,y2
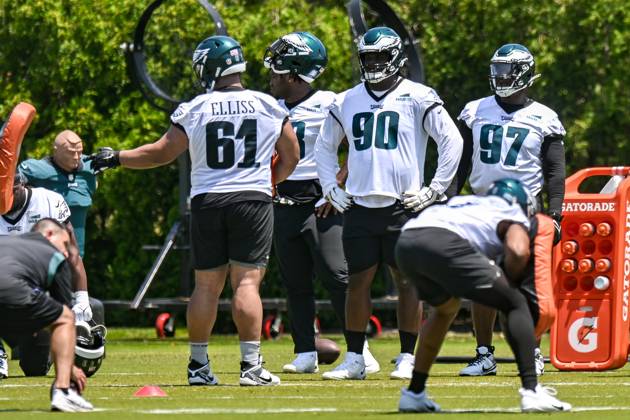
[
  {"x1": 597, "y1": 222, "x2": 612, "y2": 237},
  {"x1": 579, "y1": 222, "x2": 595, "y2": 237},
  {"x1": 562, "y1": 240, "x2": 579, "y2": 255},
  {"x1": 578, "y1": 258, "x2": 594, "y2": 273},
  {"x1": 596, "y1": 258, "x2": 612, "y2": 272},
  {"x1": 561, "y1": 259, "x2": 577, "y2": 273}
]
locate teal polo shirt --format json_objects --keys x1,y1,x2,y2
[{"x1": 19, "y1": 156, "x2": 97, "y2": 256}]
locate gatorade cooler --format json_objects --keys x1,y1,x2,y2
[{"x1": 550, "y1": 166, "x2": 630, "y2": 370}]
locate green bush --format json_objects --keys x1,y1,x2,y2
[{"x1": 1, "y1": 0, "x2": 628, "y2": 308}]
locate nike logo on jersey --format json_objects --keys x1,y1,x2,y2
[
  {"x1": 370, "y1": 104, "x2": 383, "y2": 110},
  {"x1": 396, "y1": 93, "x2": 412, "y2": 102},
  {"x1": 501, "y1": 116, "x2": 513, "y2": 121},
  {"x1": 527, "y1": 114, "x2": 542, "y2": 121}
]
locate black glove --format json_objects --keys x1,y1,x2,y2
[
  {"x1": 550, "y1": 212, "x2": 562, "y2": 245},
  {"x1": 87, "y1": 147, "x2": 120, "y2": 174}
]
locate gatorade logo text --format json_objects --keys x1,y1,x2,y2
[
  {"x1": 568, "y1": 317, "x2": 598, "y2": 353},
  {"x1": 562, "y1": 202, "x2": 615, "y2": 212},
  {"x1": 623, "y1": 200, "x2": 630, "y2": 321}
]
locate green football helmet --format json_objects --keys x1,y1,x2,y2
[
  {"x1": 357, "y1": 27, "x2": 407, "y2": 83},
  {"x1": 489, "y1": 43, "x2": 540, "y2": 97},
  {"x1": 487, "y1": 178, "x2": 537, "y2": 217},
  {"x1": 264, "y1": 32, "x2": 328, "y2": 83},
  {"x1": 192, "y1": 35, "x2": 246, "y2": 91}
]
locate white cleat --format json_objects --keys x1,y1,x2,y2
[
  {"x1": 520, "y1": 385, "x2": 572, "y2": 412},
  {"x1": 50, "y1": 387, "x2": 94, "y2": 412},
  {"x1": 459, "y1": 346, "x2": 497, "y2": 376},
  {"x1": 283, "y1": 351, "x2": 319, "y2": 373},
  {"x1": 390, "y1": 352, "x2": 414, "y2": 380},
  {"x1": 0, "y1": 350, "x2": 8, "y2": 379},
  {"x1": 398, "y1": 387, "x2": 441, "y2": 413},
  {"x1": 534, "y1": 348, "x2": 545, "y2": 376},
  {"x1": 322, "y1": 352, "x2": 366, "y2": 380},
  {"x1": 188, "y1": 359, "x2": 219, "y2": 385},
  {"x1": 240, "y1": 358, "x2": 281, "y2": 386},
  {"x1": 363, "y1": 341, "x2": 380, "y2": 374}
]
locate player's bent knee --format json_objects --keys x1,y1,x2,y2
[
  {"x1": 435, "y1": 298, "x2": 461, "y2": 317},
  {"x1": 20, "y1": 354, "x2": 52, "y2": 376},
  {"x1": 51, "y1": 305, "x2": 75, "y2": 328}
]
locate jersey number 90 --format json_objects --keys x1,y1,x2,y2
[
  {"x1": 206, "y1": 119, "x2": 260, "y2": 169},
  {"x1": 352, "y1": 111, "x2": 399, "y2": 151}
]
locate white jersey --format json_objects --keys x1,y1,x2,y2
[
  {"x1": 316, "y1": 78, "x2": 462, "y2": 208},
  {"x1": 403, "y1": 195, "x2": 530, "y2": 260},
  {"x1": 279, "y1": 90, "x2": 336, "y2": 181},
  {"x1": 0, "y1": 187, "x2": 71, "y2": 235},
  {"x1": 171, "y1": 88, "x2": 289, "y2": 198},
  {"x1": 458, "y1": 96, "x2": 565, "y2": 196}
]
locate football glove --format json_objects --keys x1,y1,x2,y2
[
  {"x1": 72, "y1": 291, "x2": 93, "y2": 322},
  {"x1": 402, "y1": 186, "x2": 444, "y2": 212},
  {"x1": 87, "y1": 147, "x2": 120, "y2": 174},
  {"x1": 550, "y1": 212, "x2": 563, "y2": 245},
  {"x1": 325, "y1": 186, "x2": 353, "y2": 213}
]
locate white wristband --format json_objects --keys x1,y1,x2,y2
[{"x1": 73, "y1": 290, "x2": 89, "y2": 304}]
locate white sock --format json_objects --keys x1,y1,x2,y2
[
  {"x1": 190, "y1": 342, "x2": 208, "y2": 364},
  {"x1": 240, "y1": 341, "x2": 260, "y2": 365}
]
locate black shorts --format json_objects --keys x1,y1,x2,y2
[
  {"x1": 342, "y1": 201, "x2": 415, "y2": 274},
  {"x1": 0, "y1": 278, "x2": 63, "y2": 340},
  {"x1": 191, "y1": 198, "x2": 273, "y2": 270},
  {"x1": 395, "y1": 227, "x2": 504, "y2": 306}
]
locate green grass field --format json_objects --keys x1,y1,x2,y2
[{"x1": 2, "y1": 329, "x2": 630, "y2": 418}]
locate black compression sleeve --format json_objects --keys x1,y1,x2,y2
[
  {"x1": 541, "y1": 136, "x2": 566, "y2": 214},
  {"x1": 450, "y1": 120, "x2": 473, "y2": 195}
]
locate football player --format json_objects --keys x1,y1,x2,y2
[
  {"x1": 0, "y1": 173, "x2": 94, "y2": 379},
  {"x1": 0, "y1": 219, "x2": 93, "y2": 412},
  {"x1": 264, "y1": 31, "x2": 378, "y2": 374},
  {"x1": 396, "y1": 179, "x2": 571, "y2": 413},
  {"x1": 453, "y1": 44, "x2": 566, "y2": 377},
  {"x1": 315, "y1": 27, "x2": 463, "y2": 380},
  {"x1": 88, "y1": 35, "x2": 299, "y2": 386}
]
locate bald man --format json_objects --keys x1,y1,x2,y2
[{"x1": 19, "y1": 130, "x2": 97, "y2": 256}]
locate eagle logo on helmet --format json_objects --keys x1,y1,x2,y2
[
  {"x1": 74, "y1": 320, "x2": 107, "y2": 377},
  {"x1": 264, "y1": 32, "x2": 327, "y2": 83},
  {"x1": 192, "y1": 36, "x2": 246, "y2": 91}
]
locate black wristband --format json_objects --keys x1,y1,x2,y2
[{"x1": 548, "y1": 211, "x2": 563, "y2": 222}]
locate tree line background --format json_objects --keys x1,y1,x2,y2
[{"x1": 1, "y1": 0, "x2": 628, "y2": 322}]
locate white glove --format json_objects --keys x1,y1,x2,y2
[
  {"x1": 314, "y1": 197, "x2": 328, "y2": 208},
  {"x1": 325, "y1": 186, "x2": 353, "y2": 213},
  {"x1": 402, "y1": 186, "x2": 444, "y2": 212},
  {"x1": 72, "y1": 291, "x2": 93, "y2": 322}
]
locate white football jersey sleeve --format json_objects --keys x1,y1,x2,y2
[
  {"x1": 317, "y1": 79, "x2": 461, "y2": 207},
  {"x1": 279, "y1": 90, "x2": 337, "y2": 181},
  {"x1": 0, "y1": 188, "x2": 71, "y2": 235},
  {"x1": 171, "y1": 89, "x2": 289, "y2": 198},
  {"x1": 315, "y1": 93, "x2": 346, "y2": 196},
  {"x1": 403, "y1": 195, "x2": 530, "y2": 260},
  {"x1": 458, "y1": 96, "x2": 565, "y2": 196}
]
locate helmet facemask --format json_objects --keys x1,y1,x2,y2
[
  {"x1": 489, "y1": 44, "x2": 540, "y2": 97},
  {"x1": 357, "y1": 29, "x2": 407, "y2": 84},
  {"x1": 75, "y1": 321, "x2": 107, "y2": 377}
]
